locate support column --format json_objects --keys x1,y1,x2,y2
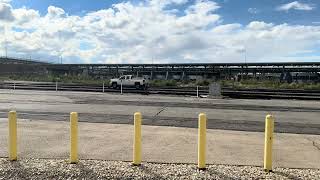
[
  {"x1": 181, "y1": 71, "x2": 185, "y2": 80},
  {"x1": 150, "y1": 71, "x2": 153, "y2": 80}
]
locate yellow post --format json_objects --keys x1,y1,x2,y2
[
  {"x1": 264, "y1": 114, "x2": 274, "y2": 172},
  {"x1": 8, "y1": 111, "x2": 17, "y2": 161},
  {"x1": 70, "y1": 112, "x2": 78, "y2": 164},
  {"x1": 198, "y1": 113, "x2": 207, "y2": 170},
  {"x1": 133, "y1": 112, "x2": 142, "y2": 165}
]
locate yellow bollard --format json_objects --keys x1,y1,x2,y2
[
  {"x1": 133, "y1": 112, "x2": 142, "y2": 165},
  {"x1": 70, "y1": 112, "x2": 78, "y2": 164},
  {"x1": 8, "y1": 111, "x2": 17, "y2": 161},
  {"x1": 198, "y1": 113, "x2": 207, "y2": 170},
  {"x1": 264, "y1": 114, "x2": 274, "y2": 172}
]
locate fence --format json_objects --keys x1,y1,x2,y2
[
  {"x1": 5, "y1": 111, "x2": 275, "y2": 172},
  {"x1": 2, "y1": 81, "x2": 320, "y2": 100},
  {"x1": 0, "y1": 81, "x2": 209, "y2": 96}
]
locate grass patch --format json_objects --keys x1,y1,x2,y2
[
  {"x1": 0, "y1": 74, "x2": 109, "y2": 85},
  {"x1": 221, "y1": 79, "x2": 320, "y2": 90},
  {"x1": 149, "y1": 80, "x2": 177, "y2": 87}
]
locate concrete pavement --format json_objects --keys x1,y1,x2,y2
[{"x1": 0, "y1": 119, "x2": 319, "y2": 169}]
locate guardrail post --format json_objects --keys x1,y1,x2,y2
[
  {"x1": 103, "y1": 82, "x2": 105, "y2": 93},
  {"x1": 133, "y1": 112, "x2": 142, "y2": 166},
  {"x1": 197, "y1": 86, "x2": 199, "y2": 98},
  {"x1": 70, "y1": 112, "x2": 78, "y2": 164},
  {"x1": 13, "y1": 82, "x2": 16, "y2": 90},
  {"x1": 121, "y1": 82, "x2": 123, "y2": 95},
  {"x1": 8, "y1": 111, "x2": 17, "y2": 161},
  {"x1": 264, "y1": 114, "x2": 274, "y2": 172},
  {"x1": 198, "y1": 113, "x2": 206, "y2": 170},
  {"x1": 55, "y1": 81, "x2": 58, "y2": 92}
]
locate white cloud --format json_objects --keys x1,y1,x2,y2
[
  {"x1": 186, "y1": 0, "x2": 220, "y2": 15},
  {"x1": 0, "y1": 2, "x2": 14, "y2": 21},
  {"x1": 47, "y1": 6, "x2": 65, "y2": 17},
  {"x1": 13, "y1": 7, "x2": 40, "y2": 25},
  {"x1": 247, "y1": 21, "x2": 273, "y2": 30},
  {"x1": 276, "y1": 1, "x2": 315, "y2": 11},
  {"x1": 0, "y1": 0, "x2": 320, "y2": 64}
]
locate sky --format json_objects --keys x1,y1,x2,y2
[{"x1": 0, "y1": 0, "x2": 320, "y2": 64}]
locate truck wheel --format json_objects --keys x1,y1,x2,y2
[
  {"x1": 112, "y1": 83, "x2": 118, "y2": 89},
  {"x1": 135, "y1": 83, "x2": 141, "y2": 89}
]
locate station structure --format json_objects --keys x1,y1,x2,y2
[{"x1": 1, "y1": 57, "x2": 320, "y2": 81}]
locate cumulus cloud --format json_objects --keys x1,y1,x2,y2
[
  {"x1": 247, "y1": 21, "x2": 273, "y2": 30},
  {"x1": 276, "y1": 1, "x2": 315, "y2": 11},
  {"x1": 0, "y1": 2, "x2": 14, "y2": 21},
  {"x1": 0, "y1": 0, "x2": 320, "y2": 63},
  {"x1": 47, "y1": 6, "x2": 65, "y2": 17},
  {"x1": 13, "y1": 7, "x2": 40, "y2": 24},
  {"x1": 186, "y1": 0, "x2": 220, "y2": 14}
]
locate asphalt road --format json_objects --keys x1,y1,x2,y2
[{"x1": 0, "y1": 89, "x2": 319, "y2": 134}]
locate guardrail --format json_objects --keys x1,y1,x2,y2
[{"x1": 1, "y1": 81, "x2": 320, "y2": 100}]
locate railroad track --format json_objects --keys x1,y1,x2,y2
[{"x1": 1, "y1": 81, "x2": 320, "y2": 100}]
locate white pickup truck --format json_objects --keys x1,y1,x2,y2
[{"x1": 110, "y1": 75, "x2": 148, "y2": 89}]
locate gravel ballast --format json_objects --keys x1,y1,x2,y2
[{"x1": 0, "y1": 158, "x2": 319, "y2": 179}]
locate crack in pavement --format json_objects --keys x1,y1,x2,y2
[
  {"x1": 313, "y1": 141, "x2": 320, "y2": 151},
  {"x1": 152, "y1": 106, "x2": 167, "y2": 122},
  {"x1": 305, "y1": 138, "x2": 320, "y2": 151},
  {"x1": 155, "y1": 107, "x2": 166, "y2": 116}
]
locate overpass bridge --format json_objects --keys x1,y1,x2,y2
[
  {"x1": 46, "y1": 62, "x2": 320, "y2": 80},
  {"x1": 1, "y1": 59, "x2": 320, "y2": 81}
]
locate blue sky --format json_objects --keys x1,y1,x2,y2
[{"x1": 1, "y1": 0, "x2": 320, "y2": 63}]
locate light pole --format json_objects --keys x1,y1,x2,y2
[
  {"x1": 4, "y1": 25, "x2": 8, "y2": 58},
  {"x1": 4, "y1": 37, "x2": 7, "y2": 58},
  {"x1": 58, "y1": 30, "x2": 63, "y2": 64},
  {"x1": 244, "y1": 44, "x2": 247, "y2": 65},
  {"x1": 245, "y1": 48, "x2": 247, "y2": 64}
]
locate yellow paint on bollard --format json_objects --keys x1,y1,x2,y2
[
  {"x1": 264, "y1": 114, "x2": 274, "y2": 172},
  {"x1": 8, "y1": 111, "x2": 17, "y2": 161},
  {"x1": 198, "y1": 113, "x2": 207, "y2": 170},
  {"x1": 133, "y1": 112, "x2": 142, "y2": 166},
  {"x1": 70, "y1": 112, "x2": 78, "y2": 164}
]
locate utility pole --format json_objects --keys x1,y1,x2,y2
[
  {"x1": 244, "y1": 45, "x2": 247, "y2": 65},
  {"x1": 4, "y1": 26, "x2": 8, "y2": 58},
  {"x1": 58, "y1": 30, "x2": 63, "y2": 64},
  {"x1": 5, "y1": 37, "x2": 7, "y2": 58}
]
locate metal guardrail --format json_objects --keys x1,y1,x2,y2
[{"x1": 1, "y1": 81, "x2": 320, "y2": 100}]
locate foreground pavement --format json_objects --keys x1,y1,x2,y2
[
  {"x1": 0, "y1": 158, "x2": 319, "y2": 179},
  {"x1": 0, "y1": 120, "x2": 319, "y2": 169}
]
